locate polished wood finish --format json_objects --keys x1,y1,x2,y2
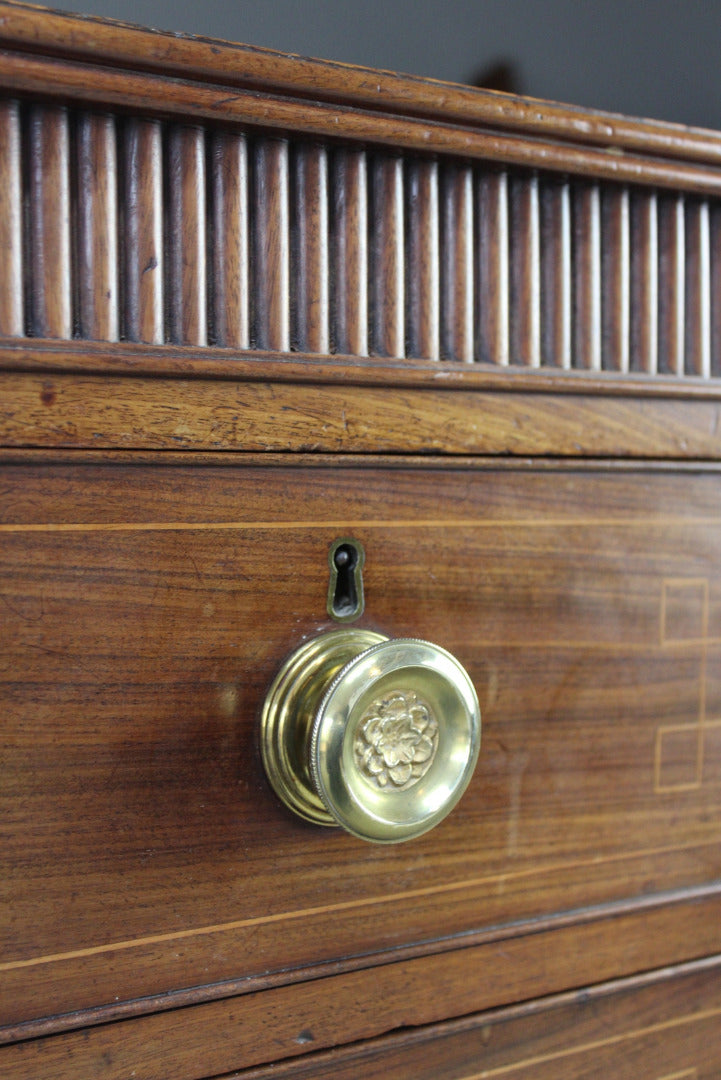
[
  {"x1": 2, "y1": 460, "x2": 721, "y2": 1037},
  {"x1": 0, "y1": 48, "x2": 719, "y2": 375},
  {"x1": 0, "y1": 99, "x2": 23, "y2": 337},
  {"x1": 406, "y1": 158, "x2": 439, "y2": 361},
  {"x1": 371, "y1": 155, "x2": 404, "y2": 357},
  {"x1": 294, "y1": 144, "x2": 330, "y2": 354},
  {"x1": 440, "y1": 163, "x2": 473, "y2": 363},
  {"x1": 76, "y1": 112, "x2": 119, "y2": 342},
  {"x1": 4, "y1": 902, "x2": 721, "y2": 1077},
  {"x1": 2, "y1": 3, "x2": 721, "y2": 1077},
  {"x1": 27, "y1": 105, "x2": 71, "y2": 339},
  {"x1": 167, "y1": 125, "x2": 207, "y2": 346},
  {"x1": 4, "y1": 365, "x2": 721, "y2": 457},
  {"x1": 253, "y1": 138, "x2": 290, "y2": 352},
  {"x1": 235, "y1": 959, "x2": 721, "y2": 1079},
  {"x1": 124, "y1": 119, "x2": 164, "y2": 344},
  {"x1": 210, "y1": 131, "x2": 250, "y2": 349}
]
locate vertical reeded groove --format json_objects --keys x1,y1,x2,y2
[
  {"x1": 332, "y1": 149, "x2": 368, "y2": 356},
  {"x1": 124, "y1": 119, "x2": 164, "y2": 344},
  {"x1": 294, "y1": 144, "x2": 329, "y2": 354},
  {"x1": 572, "y1": 182, "x2": 602, "y2": 371},
  {"x1": 510, "y1": 173, "x2": 540, "y2": 367},
  {"x1": 630, "y1": 190, "x2": 658, "y2": 374},
  {"x1": 76, "y1": 113, "x2": 118, "y2": 342},
  {"x1": 27, "y1": 105, "x2": 72, "y2": 338},
  {"x1": 658, "y1": 194, "x2": 685, "y2": 376},
  {"x1": 477, "y1": 170, "x2": 509, "y2": 365},
  {"x1": 440, "y1": 163, "x2": 473, "y2": 363},
  {"x1": 601, "y1": 186, "x2": 630, "y2": 372},
  {"x1": 710, "y1": 206, "x2": 721, "y2": 377},
  {"x1": 406, "y1": 159, "x2": 439, "y2": 360},
  {"x1": 371, "y1": 156, "x2": 404, "y2": 358},
  {"x1": 210, "y1": 131, "x2": 249, "y2": 349},
  {"x1": 540, "y1": 178, "x2": 571, "y2": 368},
  {"x1": 685, "y1": 201, "x2": 711, "y2": 377},
  {"x1": 0, "y1": 100, "x2": 23, "y2": 336},
  {"x1": 167, "y1": 125, "x2": 206, "y2": 346},
  {"x1": 254, "y1": 138, "x2": 290, "y2": 352}
]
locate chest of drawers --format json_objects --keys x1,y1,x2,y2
[{"x1": 1, "y1": 3, "x2": 721, "y2": 1076}]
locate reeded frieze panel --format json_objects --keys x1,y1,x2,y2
[{"x1": 1, "y1": 96, "x2": 720, "y2": 376}]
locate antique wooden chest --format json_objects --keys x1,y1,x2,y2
[{"x1": 1, "y1": 2, "x2": 721, "y2": 1076}]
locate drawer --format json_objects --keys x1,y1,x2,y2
[
  {"x1": 2, "y1": 457, "x2": 721, "y2": 1057},
  {"x1": 235, "y1": 958, "x2": 721, "y2": 1080}
]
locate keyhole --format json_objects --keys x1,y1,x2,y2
[{"x1": 327, "y1": 539, "x2": 365, "y2": 622}]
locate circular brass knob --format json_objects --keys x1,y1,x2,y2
[{"x1": 261, "y1": 629, "x2": 480, "y2": 843}]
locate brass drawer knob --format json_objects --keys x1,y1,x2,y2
[{"x1": 261, "y1": 629, "x2": 480, "y2": 843}]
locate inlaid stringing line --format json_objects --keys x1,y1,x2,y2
[
  {"x1": 655, "y1": 578, "x2": 713, "y2": 793},
  {"x1": 2, "y1": 515, "x2": 721, "y2": 533},
  {"x1": 459, "y1": 1011, "x2": 710, "y2": 1078},
  {"x1": 1, "y1": 841, "x2": 718, "y2": 974}
]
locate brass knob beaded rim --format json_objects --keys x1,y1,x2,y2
[{"x1": 260, "y1": 630, "x2": 481, "y2": 844}]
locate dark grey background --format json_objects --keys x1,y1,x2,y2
[{"x1": 46, "y1": 0, "x2": 721, "y2": 131}]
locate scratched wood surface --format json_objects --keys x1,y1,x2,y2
[
  {"x1": 230, "y1": 958, "x2": 721, "y2": 1080},
  {"x1": 2, "y1": 460, "x2": 721, "y2": 1039},
  {"x1": 3, "y1": 902, "x2": 721, "y2": 1078},
  {"x1": 4, "y1": 367, "x2": 721, "y2": 458},
  {"x1": 2, "y1": 5, "x2": 721, "y2": 1077}
]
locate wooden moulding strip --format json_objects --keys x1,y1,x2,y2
[
  {"x1": 1, "y1": 48, "x2": 721, "y2": 195},
  {"x1": 2, "y1": 890, "x2": 721, "y2": 1077},
  {"x1": 221, "y1": 956, "x2": 721, "y2": 1079},
  {"x1": 1, "y1": 1, "x2": 721, "y2": 169},
  {"x1": 2, "y1": 339, "x2": 721, "y2": 397},
  {"x1": 3, "y1": 368, "x2": 721, "y2": 459}
]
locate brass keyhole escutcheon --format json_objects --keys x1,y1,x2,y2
[{"x1": 260, "y1": 630, "x2": 481, "y2": 844}]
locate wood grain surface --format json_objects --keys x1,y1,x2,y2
[
  {"x1": 0, "y1": 98, "x2": 23, "y2": 337},
  {"x1": 3, "y1": 903, "x2": 721, "y2": 1078},
  {"x1": 2, "y1": 6, "x2": 721, "y2": 1077},
  {"x1": 210, "y1": 131, "x2": 249, "y2": 350},
  {"x1": 3, "y1": 367, "x2": 721, "y2": 458},
  {"x1": 76, "y1": 112, "x2": 119, "y2": 343},
  {"x1": 2, "y1": 461, "x2": 721, "y2": 1036},
  {"x1": 123, "y1": 118, "x2": 164, "y2": 344},
  {"x1": 0, "y1": 71, "x2": 719, "y2": 376},
  {"x1": 231, "y1": 957, "x2": 721, "y2": 1079},
  {"x1": 2, "y1": 1, "x2": 721, "y2": 189},
  {"x1": 26, "y1": 105, "x2": 71, "y2": 339}
]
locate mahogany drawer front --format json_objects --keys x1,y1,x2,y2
[
  {"x1": 2, "y1": 458, "x2": 721, "y2": 1041},
  {"x1": 233, "y1": 959, "x2": 721, "y2": 1080}
]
